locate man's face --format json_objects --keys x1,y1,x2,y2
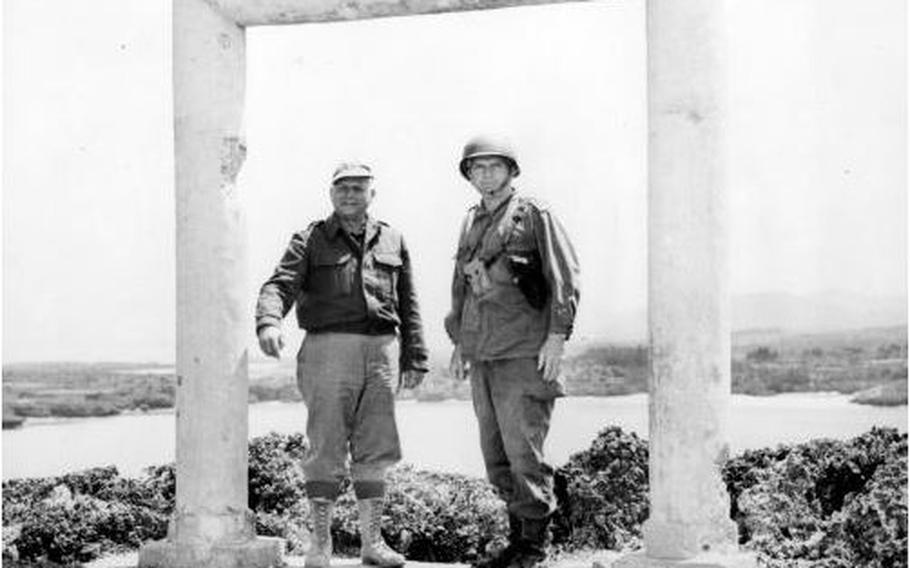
[
  {"x1": 330, "y1": 177, "x2": 375, "y2": 218},
  {"x1": 467, "y1": 156, "x2": 513, "y2": 200}
]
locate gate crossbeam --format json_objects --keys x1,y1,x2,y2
[{"x1": 210, "y1": 0, "x2": 596, "y2": 26}]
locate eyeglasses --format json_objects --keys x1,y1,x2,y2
[{"x1": 469, "y1": 162, "x2": 509, "y2": 176}]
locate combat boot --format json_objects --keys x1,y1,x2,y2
[
  {"x1": 305, "y1": 498, "x2": 334, "y2": 568},
  {"x1": 508, "y1": 517, "x2": 549, "y2": 568},
  {"x1": 358, "y1": 498, "x2": 406, "y2": 567},
  {"x1": 474, "y1": 513, "x2": 522, "y2": 568}
]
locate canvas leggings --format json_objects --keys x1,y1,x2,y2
[
  {"x1": 470, "y1": 357, "x2": 560, "y2": 520},
  {"x1": 296, "y1": 332, "x2": 401, "y2": 500}
]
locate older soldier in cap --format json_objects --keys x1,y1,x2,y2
[
  {"x1": 446, "y1": 136, "x2": 580, "y2": 568},
  {"x1": 256, "y1": 162, "x2": 427, "y2": 568}
]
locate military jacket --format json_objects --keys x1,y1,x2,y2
[
  {"x1": 256, "y1": 214, "x2": 428, "y2": 372},
  {"x1": 445, "y1": 191, "x2": 580, "y2": 361}
]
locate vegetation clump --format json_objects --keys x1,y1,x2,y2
[
  {"x1": 723, "y1": 427, "x2": 907, "y2": 567},
  {"x1": 2, "y1": 428, "x2": 906, "y2": 568},
  {"x1": 2, "y1": 466, "x2": 171, "y2": 565},
  {"x1": 551, "y1": 426, "x2": 649, "y2": 549}
]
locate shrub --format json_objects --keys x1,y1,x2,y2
[
  {"x1": 248, "y1": 432, "x2": 308, "y2": 515},
  {"x1": 363, "y1": 467, "x2": 505, "y2": 562},
  {"x1": 723, "y1": 428, "x2": 907, "y2": 567},
  {"x1": 3, "y1": 466, "x2": 173, "y2": 564},
  {"x1": 246, "y1": 432, "x2": 311, "y2": 549},
  {"x1": 12, "y1": 489, "x2": 166, "y2": 564},
  {"x1": 834, "y1": 456, "x2": 907, "y2": 567},
  {"x1": 2, "y1": 428, "x2": 906, "y2": 567},
  {"x1": 47, "y1": 400, "x2": 120, "y2": 418},
  {"x1": 746, "y1": 347, "x2": 779, "y2": 362},
  {"x1": 2, "y1": 478, "x2": 57, "y2": 525},
  {"x1": 551, "y1": 426, "x2": 649, "y2": 550},
  {"x1": 13, "y1": 493, "x2": 102, "y2": 563}
]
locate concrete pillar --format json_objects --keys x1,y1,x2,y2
[
  {"x1": 614, "y1": 1, "x2": 754, "y2": 567},
  {"x1": 138, "y1": 1, "x2": 283, "y2": 566}
]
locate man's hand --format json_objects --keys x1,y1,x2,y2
[
  {"x1": 538, "y1": 333, "x2": 565, "y2": 382},
  {"x1": 398, "y1": 369, "x2": 425, "y2": 391},
  {"x1": 257, "y1": 325, "x2": 284, "y2": 359},
  {"x1": 449, "y1": 344, "x2": 469, "y2": 381}
]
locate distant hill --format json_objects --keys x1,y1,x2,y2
[
  {"x1": 733, "y1": 291, "x2": 907, "y2": 334},
  {"x1": 733, "y1": 325, "x2": 907, "y2": 350},
  {"x1": 578, "y1": 291, "x2": 906, "y2": 343}
]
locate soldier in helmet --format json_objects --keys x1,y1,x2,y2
[
  {"x1": 256, "y1": 162, "x2": 428, "y2": 568},
  {"x1": 446, "y1": 136, "x2": 580, "y2": 568}
]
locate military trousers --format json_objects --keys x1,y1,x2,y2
[
  {"x1": 469, "y1": 357, "x2": 561, "y2": 520},
  {"x1": 296, "y1": 332, "x2": 402, "y2": 501}
]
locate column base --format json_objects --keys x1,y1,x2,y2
[
  {"x1": 138, "y1": 536, "x2": 285, "y2": 568},
  {"x1": 641, "y1": 517, "x2": 739, "y2": 559},
  {"x1": 611, "y1": 550, "x2": 756, "y2": 568}
]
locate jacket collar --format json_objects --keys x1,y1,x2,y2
[
  {"x1": 324, "y1": 213, "x2": 381, "y2": 244},
  {"x1": 476, "y1": 189, "x2": 516, "y2": 220}
]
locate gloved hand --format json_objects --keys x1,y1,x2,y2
[
  {"x1": 258, "y1": 325, "x2": 284, "y2": 359},
  {"x1": 538, "y1": 333, "x2": 565, "y2": 382},
  {"x1": 449, "y1": 344, "x2": 469, "y2": 381}
]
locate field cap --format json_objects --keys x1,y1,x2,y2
[{"x1": 331, "y1": 162, "x2": 373, "y2": 184}]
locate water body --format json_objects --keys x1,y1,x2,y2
[{"x1": 3, "y1": 394, "x2": 906, "y2": 480}]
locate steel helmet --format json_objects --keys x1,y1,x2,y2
[{"x1": 459, "y1": 135, "x2": 520, "y2": 179}]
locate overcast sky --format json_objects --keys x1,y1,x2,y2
[{"x1": 3, "y1": 0, "x2": 906, "y2": 363}]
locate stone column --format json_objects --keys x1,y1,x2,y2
[
  {"x1": 138, "y1": 1, "x2": 283, "y2": 566},
  {"x1": 615, "y1": 1, "x2": 754, "y2": 567}
]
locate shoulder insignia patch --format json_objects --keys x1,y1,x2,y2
[
  {"x1": 302, "y1": 220, "x2": 323, "y2": 236},
  {"x1": 518, "y1": 195, "x2": 549, "y2": 212}
]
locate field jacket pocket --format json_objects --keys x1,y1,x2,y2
[
  {"x1": 310, "y1": 251, "x2": 354, "y2": 296},
  {"x1": 372, "y1": 251, "x2": 402, "y2": 301}
]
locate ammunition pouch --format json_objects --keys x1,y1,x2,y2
[{"x1": 507, "y1": 253, "x2": 549, "y2": 310}]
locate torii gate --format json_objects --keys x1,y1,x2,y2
[{"x1": 139, "y1": 1, "x2": 755, "y2": 567}]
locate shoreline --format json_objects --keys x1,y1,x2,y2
[
  {"x1": 3, "y1": 392, "x2": 906, "y2": 481},
  {"x1": 4, "y1": 389, "x2": 907, "y2": 429},
  {"x1": 5, "y1": 330, "x2": 906, "y2": 425}
]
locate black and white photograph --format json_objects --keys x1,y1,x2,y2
[{"x1": 2, "y1": 1, "x2": 906, "y2": 567}]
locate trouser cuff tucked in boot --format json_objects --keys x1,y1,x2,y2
[
  {"x1": 354, "y1": 480, "x2": 386, "y2": 500},
  {"x1": 306, "y1": 480, "x2": 341, "y2": 501}
]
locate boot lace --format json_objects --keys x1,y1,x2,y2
[
  {"x1": 370, "y1": 510, "x2": 392, "y2": 550},
  {"x1": 312, "y1": 501, "x2": 332, "y2": 546}
]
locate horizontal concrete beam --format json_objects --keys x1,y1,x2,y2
[{"x1": 209, "y1": 0, "x2": 596, "y2": 26}]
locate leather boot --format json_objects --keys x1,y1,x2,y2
[
  {"x1": 508, "y1": 517, "x2": 549, "y2": 568},
  {"x1": 358, "y1": 498, "x2": 406, "y2": 567},
  {"x1": 305, "y1": 498, "x2": 334, "y2": 568},
  {"x1": 474, "y1": 513, "x2": 522, "y2": 568}
]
